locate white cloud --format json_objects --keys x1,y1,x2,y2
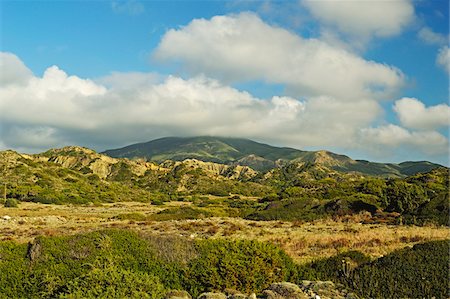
[
  {"x1": 0, "y1": 52, "x2": 381, "y2": 153},
  {"x1": 0, "y1": 52, "x2": 33, "y2": 86},
  {"x1": 394, "y1": 97, "x2": 450, "y2": 130},
  {"x1": 154, "y1": 13, "x2": 404, "y2": 101},
  {"x1": 301, "y1": 0, "x2": 414, "y2": 39},
  {"x1": 97, "y1": 72, "x2": 162, "y2": 90},
  {"x1": 360, "y1": 125, "x2": 448, "y2": 155},
  {"x1": 0, "y1": 52, "x2": 447, "y2": 163},
  {"x1": 418, "y1": 27, "x2": 447, "y2": 46},
  {"x1": 436, "y1": 46, "x2": 450, "y2": 73}
]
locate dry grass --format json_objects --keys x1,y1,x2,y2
[{"x1": 1, "y1": 202, "x2": 448, "y2": 264}]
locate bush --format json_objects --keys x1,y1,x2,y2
[
  {"x1": 350, "y1": 240, "x2": 449, "y2": 298},
  {"x1": 185, "y1": 239, "x2": 297, "y2": 297},
  {"x1": 246, "y1": 198, "x2": 325, "y2": 221},
  {"x1": 56, "y1": 257, "x2": 165, "y2": 299},
  {"x1": 4, "y1": 198, "x2": 18, "y2": 208},
  {"x1": 296, "y1": 251, "x2": 370, "y2": 281}
]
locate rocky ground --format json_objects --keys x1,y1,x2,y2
[{"x1": 165, "y1": 281, "x2": 359, "y2": 299}]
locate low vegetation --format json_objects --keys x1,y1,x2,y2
[
  {"x1": 1, "y1": 148, "x2": 447, "y2": 225},
  {"x1": 0, "y1": 229, "x2": 447, "y2": 298},
  {"x1": 0, "y1": 145, "x2": 448, "y2": 297}
]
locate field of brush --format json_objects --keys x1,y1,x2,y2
[{"x1": 1, "y1": 200, "x2": 448, "y2": 265}]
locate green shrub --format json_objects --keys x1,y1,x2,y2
[
  {"x1": 350, "y1": 240, "x2": 449, "y2": 298},
  {"x1": 296, "y1": 251, "x2": 370, "y2": 281},
  {"x1": 246, "y1": 198, "x2": 325, "y2": 221},
  {"x1": 56, "y1": 257, "x2": 165, "y2": 299},
  {"x1": 185, "y1": 239, "x2": 297, "y2": 297},
  {"x1": 4, "y1": 198, "x2": 18, "y2": 207}
]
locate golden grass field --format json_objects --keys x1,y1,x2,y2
[{"x1": 1, "y1": 201, "x2": 448, "y2": 264}]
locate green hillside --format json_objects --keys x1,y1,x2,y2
[
  {"x1": 1, "y1": 146, "x2": 448, "y2": 225},
  {"x1": 103, "y1": 136, "x2": 305, "y2": 171},
  {"x1": 103, "y1": 136, "x2": 443, "y2": 176}
]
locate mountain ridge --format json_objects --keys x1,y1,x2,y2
[
  {"x1": 1, "y1": 145, "x2": 448, "y2": 225},
  {"x1": 102, "y1": 136, "x2": 442, "y2": 177}
]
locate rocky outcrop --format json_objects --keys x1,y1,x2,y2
[
  {"x1": 34, "y1": 146, "x2": 167, "y2": 179},
  {"x1": 164, "y1": 159, "x2": 258, "y2": 180},
  {"x1": 165, "y1": 281, "x2": 358, "y2": 299},
  {"x1": 298, "y1": 280, "x2": 359, "y2": 299},
  {"x1": 197, "y1": 293, "x2": 227, "y2": 299},
  {"x1": 264, "y1": 282, "x2": 308, "y2": 299},
  {"x1": 165, "y1": 290, "x2": 192, "y2": 299}
]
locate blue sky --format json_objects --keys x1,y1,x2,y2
[{"x1": 0, "y1": 0, "x2": 449, "y2": 165}]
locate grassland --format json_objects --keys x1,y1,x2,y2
[{"x1": 2, "y1": 201, "x2": 448, "y2": 264}]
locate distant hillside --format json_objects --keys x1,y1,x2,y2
[
  {"x1": 103, "y1": 136, "x2": 305, "y2": 171},
  {"x1": 1, "y1": 146, "x2": 448, "y2": 225},
  {"x1": 103, "y1": 136, "x2": 442, "y2": 177}
]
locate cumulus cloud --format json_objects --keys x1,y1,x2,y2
[
  {"x1": 394, "y1": 97, "x2": 450, "y2": 130},
  {"x1": 0, "y1": 52, "x2": 33, "y2": 86},
  {"x1": 301, "y1": 0, "x2": 414, "y2": 39},
  {"x1": 0, "y1": 51, "x2": 382, "y2": 153},
  {"x1": 360, "y1": 125, "x2": 448, "y2": 155},
  {"x1": 97, "y1": 72, "x2": 162, "y2": 90},
  {"x1": 153, "y1": 13, "x2": 404, "y2": 101},
  {"x1": 436, "y1": 46, "x2": 449, "y2": 73},
  {"x1": 418, "y1": 27, "x2": 447, "y2": 46},
  {"x1": 0, "y1": 52, "x2": 447, "y2": 163}
]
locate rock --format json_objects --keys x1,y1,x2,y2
[
  {"x1": 165, "y1": 290, "x2": 192, "y2": 299},
  {"x1": 225, "y1": 288, "x2": 247, "y2": 299},
  {"x1": 268, "y1": 282, "x2": 309, "y2": 299},
  {"x1": 27, "y1": 240, "x2": 42, "y2": 262},
  {"x1": 262, "y1": 290, "x2": 284, "y2": 299},
  {"x1": 298, "y1": 280, "x2": 356, "y2": 299},
  {"x1": 248, "y1": 293, "x2": 257, "y2": 299},
  {"x1": 197, "y1": 293, "x2": 227, "y2": 299},
  {"x1": 2, "y1": 215, "x2": 11, "y2": 220}
]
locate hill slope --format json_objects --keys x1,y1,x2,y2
[
  {"x1": 1, "y1": 146, "x2": 448, "y2": 224},
  {"x1": 103, "y1": 136, "x2": 442, "y2": 177},
  {"x1": 103, "y1": 136, "x2": 305, "y2": 169}
]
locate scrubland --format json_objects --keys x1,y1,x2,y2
[{"x1": 1, "y1": 201, "x2": 447, "y2": 264}]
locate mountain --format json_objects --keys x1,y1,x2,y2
[
  {"x1": 1, "y1": 146, "x2": 448, "y2": 225},
  {"x1": 103, "y1": 136, "x2": 442, "y2": 177},
  {"x1": 103, "y1": 136, "x2": 306, "y2": 170}
]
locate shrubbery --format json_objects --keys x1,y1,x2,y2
[
  {"x1": 2, "y1": 229, "x2": 446, "y2": 298},
  {"x1": 4, "y1": 198, "x2": 18, "y2": 207},
  {"x1": 0, "y1": 230, "x2": 299, "y2": 298},
  {"x1": 349, "y1": 240, "x2": 449, "y2": 298},
  {"x1": 186, "y1": 239, "x2": 298, "y2": 297}
]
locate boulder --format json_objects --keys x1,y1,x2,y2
[
  {"x1": 262, "y1": 290, "x2": 284, "y2": 299},
  {"x1": 165, "y1": 290, "x2": 192, "y2": 299},
  {"x1": 197, "y1": 292, "x2": 227, "y2": 299},
  {"x1": 268, "y1": 282, "x2": 309, "y2": 299}
]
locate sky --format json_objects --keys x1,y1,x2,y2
[{"x1": 0, "y1": 0, "x2": 449, "y2": 165}]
